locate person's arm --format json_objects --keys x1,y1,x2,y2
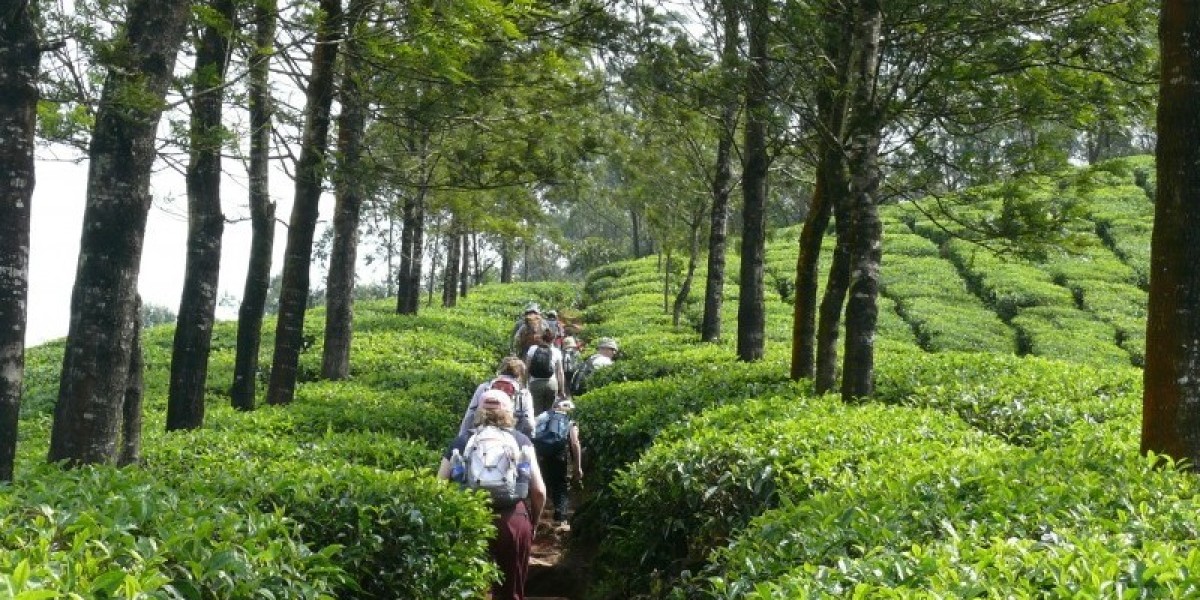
[
  {"x1": 458, "y1": 384, "x2": 485, "y2": 437},
  {"x1": 569, "y1": 424, "x2": 583, "y2": 479},
  {"x1": 555, "y1": 352, "x2": 567, "y2": 398},
  {"x1": 520, "y1": 391, "x2": 536, "y2": 432},
  {"x1": 526, "y1": 444, "x2": 546, "y2": 526},
  {"x1": 436, "y1": 457, "x2": 452, "y2": 480}
]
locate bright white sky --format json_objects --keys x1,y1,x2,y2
[{"x1": 26, "y1": 145, "x2": 344, "y2": 347}]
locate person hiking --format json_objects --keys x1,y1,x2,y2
[
  {"x1": 544, "y1": 310, "x2": 563, "y2": 347},
  {"x1": 532, "y1": 399, "x2": 582, "y2": 530},
  {"x1": 561, "y1": 336, "x2": 582, "y2": 386},
  {"x1": 524, "y1": 328, "x2": 566, "y2": 414},
  {"x1": 460, "y1": 356, "x2": 536, "y2": 437},
  {"x1": 512, "y1": 303, "x2": 550, "y2": 357},
  {"x1": 569, "y1": 337, "x2": 618, "y2": 396},
  {"x1": 439, "y1": 389, "x2": 546, "y2": 600}
]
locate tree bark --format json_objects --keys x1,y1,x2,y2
[
  {"x1": 1141, "y1": 0, "x2": 1200, "y2": 465},
  {"x1": 322, "y1": 0, "x2": 370, "y2": 381},
  {"x1": 167, "y1": 0, "x2": 236, "y2": 431},
  {"x1": 442, "y1": 217, "x2": 461, "y2": 307},
  {"x1": 0, "y1": 0, "x2": 39, "y2": 481},
  {"x1": 736, "y1": 0, "x2": 770, "y2": 362},
  {"x1": 631, "y1": 209, "x2": 643, "y2": 258},
  {"x1": 840, "y1": 0, "x2": 884, "y2": 401},
  {"x1": 791, "y1": 7, "x2": 853, "y2": 381},
  {"x1": 49, "y1": 0, "x2": 191, "y2": 466},
  {"x1": 459, "y1": 232, "x2": 470, "y2": 298},
  {"x1": 119, "y1": 296, "x2": 143, "y2": 467},
  {"x1": 501, "y1": 237, "x2": 514, "y2": 283},
  {"x1": 816, "y1": 198, "x2": 851, "y2": 393},
  {"x1": 700, "y1": 0, "x2": 740, "y2": 344},
  {"x1": 266, "y1": 0, "x2": 344, "y2": 406},
  {"x1": 231, "y1": 0, "x2": 277, "y2": 411}
]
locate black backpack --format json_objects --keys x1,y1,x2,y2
[
  {"x1": 569, "y1": 355, "x2": 598, "y2": 396},
  {"x1": 529, "y1": 345, "x2": 554, "y2": 379}
]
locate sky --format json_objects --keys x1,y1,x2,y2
[{"x1": 26, "y1": 145, "x2": 340, "y2": 347}]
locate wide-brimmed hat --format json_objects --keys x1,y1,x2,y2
[
  {"x1": 562, "y1": 336, "x2": 578, "y2": 350},
  {"x1": 597, "y1": 337, "x2": 618, "y2": 351}
]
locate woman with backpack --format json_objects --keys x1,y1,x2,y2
[
  {"x1": 459, "y1": 356, "x2": 536, "y2": 437},
  {"x1": 439, "y1": 389, "x2": 546, "y2": 600},
  {"x1": 524, "y1": 329, "x2": 567, "y2": 414}
]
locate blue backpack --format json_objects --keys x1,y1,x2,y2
[{"x1": 533, "y1": 411, "x2": 571, "y2": 457}]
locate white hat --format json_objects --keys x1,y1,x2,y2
[
  {"x1": 598, "y1": 337, "x2": 618, "y2": 351},
  {"x1": 480, "y1": 389, "x2": 513, "y2": 412},
  {"x1": 554, "y1": 399, "x2": 575, "y2": 411},
  {"x1": 563, "y1": 336, "x2": 578, "y2": 350}
]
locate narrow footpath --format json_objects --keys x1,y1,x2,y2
[{"x1": 526, "y1": 493, "x2": 589, "y2": 599}]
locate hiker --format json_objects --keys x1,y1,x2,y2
[
  {"x1": 569, "y1": 337, "x2": 618, "y2": 397},
  {"x1": 439, "y1": 389, "x2": 546, "y2": 600},
  {"x1": 561, "y1": 336, "x2": 582, "y2": 386},
  {"x1": 533, "y1": 399, "x2": 583, "y2": 529},
  {"x1": 512, "y1": 303, "x2": 549, "y2": 357},
  {"x1": 524, "y1": 328, "x2": 567, "y2": 414},
  {"x1": 460, "y1": 356, "x2": 536, "y2": 437},
  {"x1": 544, "y1": 310, "x2": 563, "y2": 346}
]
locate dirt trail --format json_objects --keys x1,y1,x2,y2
[{"x1": 526, "y1": 514, "x2": 586, "y2": 600}]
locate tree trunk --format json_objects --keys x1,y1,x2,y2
[
  {"x1": 119, "y1": 297, "x2": 143, "y2": 466},
  {"x1": 442, "y1": 217, "x2": 461, "y2": 308},
  {"x1": 736, "y1": 0, "x2": 770, "y2": 362},
  {"x1": 266, "y1": 0, "x2": 343, "y2": 406},
  {"x1": 501, "y1": 237, "x2": 514, "y2": 283},
  {"x1": 840, "y1": 0, "x2": 884, "y2": 401},
  {"x1": 231, "y1": 0, "x2": 277, "y2": 411},
  {"x1": 459, "y1": 232, "x2": 470, "y2": 298},
  {"x1": 321, "y1": 0, "x2": 370, "y2": 381},
  {"x1": 0, "y1": 1, "x2": 39, "y2": 481},
  {"x1": 700, "y1": 0, "x2": 740, "y2": 344},
  {"x1": 631, "y1": 209, "x2": 643, "y2": 258},
  {"x1": 397, "y1": 192, "x2": 416, "y2": 312},
  {"x1": 1141, "y1": 0, "x2": 1200, "y2": 466},
  {"x1": 674, "y1": 213, "x2": 704, "y2": 327},
  {"x1": 167, "y1": 0, "x2": 235, "y2": 431},
  {"x1": 49, "y1": 0, "x2": 191, "y2": 466},
  {"x1": 791, "y1": 7, "x2": 853, "y2": 381},
  {"x1": 816, "y1": 197, "x2": 852, "y2": 393}
]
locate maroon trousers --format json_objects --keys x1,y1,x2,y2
[{"x1": 490, "y1": 501, "x2": 533, "y2": 600}]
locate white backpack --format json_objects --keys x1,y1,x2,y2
[{"x1": 461, "y1": 426, "x2": 528, "y2": 508}]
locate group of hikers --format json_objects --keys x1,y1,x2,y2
[{"x1": 436, "y1": 302, "x2": 618, "y2": 599}]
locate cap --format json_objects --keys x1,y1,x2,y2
[
  {"x1": 523, "y1": 302, "x2": 541, "y2": 315},
  {"x1": 554, "y1": 399, "x2": 575, "y2": 411},
  {"x1": 562, "y1": 336, "x2": 578, "y2": 350},
  {"x1": 598, "y1": 337, "x2": 618, "y2": 351},
  {"x1": 480, "y1": 389, "x2": 513, "y2": 412},
  {"x1": 546, "y1": 310, "x2": 558, "y2": 319}
]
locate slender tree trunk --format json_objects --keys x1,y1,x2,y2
[
  {"x1": 840, "y1": 0, "x2": 884, "y2": 401},
  {"x1": 459, "y1": 232, "x2": 470, "y2": 298},
  {"x1": 0, "y1": 1, "x2": 39, "y2": 481},
  {"x1": 737, "y1": 0, "x2": 770, "y2": 362},
  {"x1": 442, "y1": 217, "x2": 461, "y2": 308},
  {"x1": 1141, "y1": 0, "x2": 1200, "y2": 465},
  {"x1": 119, "y1": 297, "x2": 143, "y2": 466},
  {"x1": 501, "y1": 237, "x2": 514, "y2": 283},
  {"x1": 231, "y1": 0, "x2": 277, "y2": 410},
  {"x1": 792, "y1": 8, "x2": 853, "y2": 381},
  {"x1": 167, "y1": 0, "x2": 235, "y2": 431},
  {"x1": 322, "y1": 0, "x2": 370, "y2": 381},
  {"x1": 631, "y1": 210, "x2": 643, "y2": 258},
  {"x1": 700, "y1": 0, "x2": 740, "y2": 344},
  {"x1": 674, "y1": 214, "x2": 704, "y2": 327},
  {"x1": 49, "y1": 0, "x2": 191, "y2": 466},
  {"x1": 816, "y1": 197, "x2": 852, "y2": 393},
  {"x1": 266, "y1": 0, "x2": 343, "y2": 406},
  {"x1": 396, "y1": 192, "x2": 416, "y2": 312}
]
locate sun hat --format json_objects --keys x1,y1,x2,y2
[
  {"x1": 480, "y1": 389, "x2": 513, "y2": 412},
  {"x1": 597, "y1": 337, "x2": 618, "y2": 351},
  {"x1": 546, "y1": 310, "x2": 558, "y2": 319},
  {"x1": 554, "y1": 399, "x2": 575, "y2": 411},
  {"x1": 523, "y1": 302, "x2": 541, "y2": 315},
  {"x1": 562, "y1": 336, "x2": 578, "y2": 350}
]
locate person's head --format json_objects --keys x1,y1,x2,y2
[
  {"x1": 546, "y1": 310, "x2": 558, "y2": 321},
  {"x1": 523, "y1": 302, "x2": 541, "y2": 316},
  {"x1": 597, "y1": 337, "x2": 618, "y2": 356},
  {"x1": 497, "y1": 356, "x2": 526, "y2": 382},
  {"x1": 562, "y1": 336, "x2": 578, "y2": 351},
  {"x1": 553, "y1": 399, "x2": 575, "y2": 413},
  {"x1": 541, "y1": 328, "x2": 556, "y2": 344},
  {"x1": 475, "y1": 389, "x2": 516, "y2": 428}
]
